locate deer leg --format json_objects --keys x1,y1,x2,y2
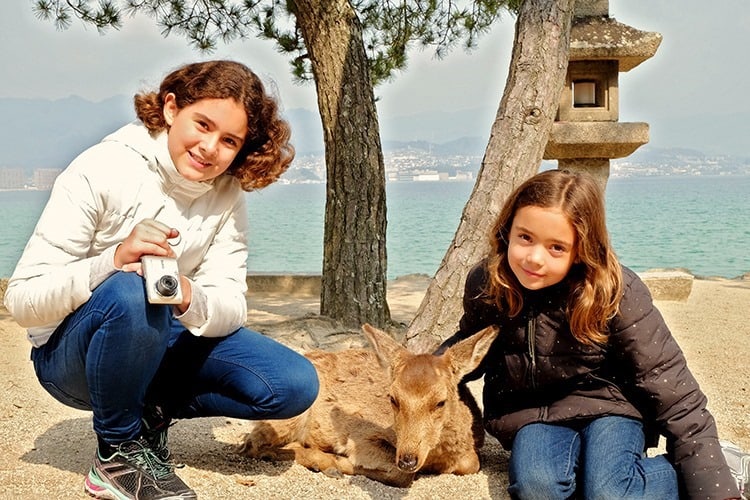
[
  {"x1": 240, "y1": 421, "x2": 294, "y2": 459},
  {"x1": 239, "y1": 439, "x2": 296, "y2": 462},
  {"x1": 448, "y1": 450, "x2": 481, "y2": 475},
  {"x1": 352, "y1": 465, "x2": 415, "y2": 488},
  {"x1": 287, "y1": 444, "x2": 355, "y2": 479},
  {"x1": 342, "y1": 435, "x2": 415, "y2": 487},
  {"x1": 296, "y1": 442, "x2": 415, "y2": 487}
]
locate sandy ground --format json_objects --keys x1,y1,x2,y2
[{"x1": 0, "y1": 274, "x2": 748, "y2": 499}]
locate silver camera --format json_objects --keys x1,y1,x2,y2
[{"x1": 141, "y1": 255, "x2": 183, "y2": 305}]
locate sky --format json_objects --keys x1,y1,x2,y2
[{"x1": 2, "y1": 1, "x2": 749, "y2": 138}]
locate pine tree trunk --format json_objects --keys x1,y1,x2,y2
[
  {"x1": 293, "y1": 0, "x2": 390, "y2": 327},
  {"x1": 405, "y1": 0, "x2": 575, "y2": 350}
]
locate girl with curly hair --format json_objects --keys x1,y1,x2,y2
[
  {"x1": 4, "y1": 60, "x2": 319, "y2": 499},
  {"x1": 437, "y1": 169, "x2": 739, "y2": 499}
]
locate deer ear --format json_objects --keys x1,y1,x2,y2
[
  {"x1": 362, "y1": 323, "x2": 408, "y2": 368},
  {"x1": 444, "y1": 326, "x2": 499, "y2": 379}
]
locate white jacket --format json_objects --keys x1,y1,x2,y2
[{"x1": 4, "y1": 122, "x2": 249, "y2": 347}]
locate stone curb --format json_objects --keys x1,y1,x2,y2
[
  {"x1": 246, "y1": 272, "x2": 696, "y2": 302},
  {"x1": 639, "y1": 270, "x2": 693, "y2": 302},
  {"x1": 0, "y1": 271, "x2": 697, "y2": 306}
]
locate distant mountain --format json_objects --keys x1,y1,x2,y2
[
  {"x1": 653, "y1": 112, "x2": 750, "y2": 158},
  {"x1": 382, "y1": 136, "x2": 487, "y2": 156},
  {"x1": 0, "y1": 96, "x2": 134, "y2": 169},
  {"x1": 379, "y1": 108, "x2": 494, "y2": 146},
  {"x1": 0, "y1": 96, "x2": 747, "y2": 171},
  {"x1": 284, "y1": 107, "x2": 494, "y2": 155},
  {"x1": 282, "y1": 108, "x2": 323, "y2": 154}
]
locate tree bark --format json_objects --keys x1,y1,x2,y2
[
  {"x1": 406, "y1": 0, "x2": 575, "y2": 350},
  {"x1": 293, "y1": 0, "x2": 390, "y2": 328}
]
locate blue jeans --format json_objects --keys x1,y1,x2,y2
[
  {"x1": 31, "y1": 271, "x2": 319, "y2": 446},
  {"x1": 508, "y1": 416, "x2": 678, "y2": 500}
]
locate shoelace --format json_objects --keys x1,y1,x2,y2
[
  {"x1": 145, "y1": 423, "x2": 187, "y2": 469},
  {"x1": 142, "y1": 406, "x2": 173, "y2": 458},
  {"x1": 117, "y1": 440, "x2": 174, "y2": 480},
  {"x1": 148, "y1": 424, "x2": 169, "y2": 453}
]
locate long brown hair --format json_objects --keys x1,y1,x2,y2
[
  {"x1": 134, "y1": 60, "x2": 294, "y2": 191},
  {"x1": 486, "y1": 169, "x2": 622, "y2": 345}
]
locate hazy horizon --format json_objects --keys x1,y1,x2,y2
[{"x1": 2, "y1": 1, "x2": 749, "y2": 155}]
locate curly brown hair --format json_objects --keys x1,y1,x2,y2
[
  {"x1": 485, "y1": 169, "x2": 622, "y2": 345},
  {"x1": 133, "y1": 60, "x2": 294, "y2": 191}
]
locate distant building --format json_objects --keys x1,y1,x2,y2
[
  {"x1": 450, "y1": 170, "x2": 474, "y2": 181},
  {"x1": 33, "y1": 168, "x2": 63, "y2": 190},
  {"x1": 0, "y1": 168, "x2": 26, "y2": 189},
  {"x1": 414, "y1": 172, "x2": 442, "y2": 182}
]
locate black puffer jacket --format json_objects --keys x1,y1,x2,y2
[{"x1": 439, "y1": 260, "x2": 738, "y2": 499}]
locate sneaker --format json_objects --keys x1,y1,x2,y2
[
  {"x1": 143, "y1": 405, "x2": 172, "y2": 462},
  {"x1": 721, "y1": 440, "x2": 750, "y2": 499},
  {"x1": 84, "y1": 437, "x2": 196, "y2": 500}
]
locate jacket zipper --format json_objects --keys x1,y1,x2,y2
[{"x1": 527, "y1": 313, "x2": 537, "y2": 389}]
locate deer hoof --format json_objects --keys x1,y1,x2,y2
[{"x1": 322, "y1": 467, "x2": 344, "y2": 479}]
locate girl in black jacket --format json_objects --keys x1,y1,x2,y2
[{"x1": 438, "y1": 169, "x2": 739, "y2": 499}]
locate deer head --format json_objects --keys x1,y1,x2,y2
[{"x1": 362, "y1": 324, "x2": 498, "y2": 473}]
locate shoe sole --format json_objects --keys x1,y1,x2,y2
[
  {"x1": 85, "y1": 472, "x2": 198, "y2": 500},
  {"x1": 84, "y1": 473, "x2": 124, "y2": 500},
  {"x1": 721, "y1": 440, "x2": 750, "y2": 498}
]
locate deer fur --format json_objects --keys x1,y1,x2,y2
[{"x1": 239, "y1": 323, "x2": 499, "y2": 487}]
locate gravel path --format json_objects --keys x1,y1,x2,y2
[{"x1": 1, "y1": 275, "x2": 747, "y2": 499}]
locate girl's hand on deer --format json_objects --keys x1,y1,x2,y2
[{"x1": 115, "y1": 219, "x2": 180, "y2": 273}]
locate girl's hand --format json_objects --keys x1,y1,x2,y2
[{"x1": 114, "y1": 219, "x2": 180, "y2": 272}]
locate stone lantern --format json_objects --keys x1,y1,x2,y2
[{"x1": 543, "y1": 0, "x2": 662, "y2": 190}]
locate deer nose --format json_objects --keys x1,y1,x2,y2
[{"x1": 397, "y1": 454, "x2": 419, "y2": 472}]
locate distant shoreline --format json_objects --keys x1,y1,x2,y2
[{"x1": 1, "y1": 172, "x2": 750, "y2": 193}]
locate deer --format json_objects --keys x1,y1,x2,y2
[{"x1": 239, "y1": 323, "x2": 499, "y2": 487}]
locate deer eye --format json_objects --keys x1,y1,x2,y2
[
  {"x1": 435, "y1": 400, "x2": 446, "y2": 410},
  {"x1": 389, "y1": 395, "x2": 400, "y2": 409}
]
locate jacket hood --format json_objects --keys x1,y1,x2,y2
[{"x1": 102, "y1": 122, "x2": 215, "y2": 202}]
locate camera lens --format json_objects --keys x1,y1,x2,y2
[{"x1": 156, "y1": 275, "x2": 179, "y2": 297}]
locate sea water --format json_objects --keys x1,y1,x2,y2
[{"x1": 1, "y1": 175, "x2": 748, "y2": 280}]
